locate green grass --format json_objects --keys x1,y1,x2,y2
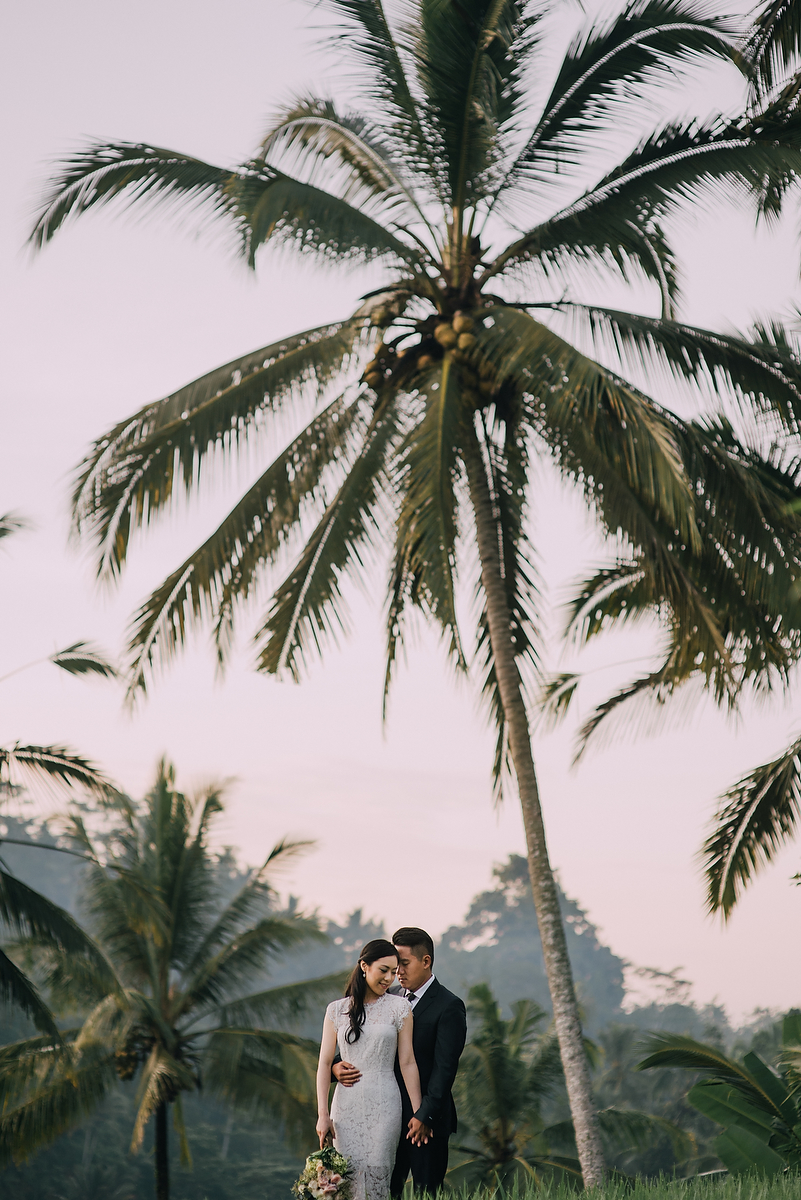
[{"x1": 454, "y1": 1177, "x2": 801, "y2": 1200}]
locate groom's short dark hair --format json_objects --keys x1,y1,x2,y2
[{"x1": 392, "y1": 927, "x2": 434, "y2": 966}]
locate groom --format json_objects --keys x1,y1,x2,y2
[{"x1": 333, "y1": 926, "x2": 467, "y2": 1197}]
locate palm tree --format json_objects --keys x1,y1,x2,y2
[
  {"x1": 29, "y1": 0, "x2": 801, "y2": 1181},
  {"x1": 449, "y1": 984, "x2": 690, "y2": 1188},
  {"x1": 0, "y1": 762, "x2": 344, "y2": 1200}
]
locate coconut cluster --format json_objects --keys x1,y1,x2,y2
[
  {"x1": 433, "y1": 311, "x2": 477, "y2": 351},
  {"x1": 362, "y1": 310, "x2": 487, "y2": 391}
]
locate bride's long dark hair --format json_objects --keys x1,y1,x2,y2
[{"x1": 343, "y1": 939, "x2": 398, "y2": 1044}]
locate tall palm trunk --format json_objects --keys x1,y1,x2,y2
[
  {"x1": 465, "y1": 442, "x2": 606, "y2": 1188},
  {"x1": 155, "y1": 1101, "x2": 170, "y2": 1200}
]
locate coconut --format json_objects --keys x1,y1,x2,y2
[
  {"x1": 452, "y1": 312, "x2": 474, "y2": 334},
  {"x1": 434, "y1": 323, "x2": 458, "y2": 348},
  {"x1": 457, "y1": 332, "x2": 477, "y2": 350}
]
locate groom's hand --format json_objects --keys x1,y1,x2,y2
[
  {"x1": 407, "y1": 1118, "x2": 432, "y2": 1145},
  {"x1": 332, "y1": 1061, "x2": 362, "y2": 1087}
]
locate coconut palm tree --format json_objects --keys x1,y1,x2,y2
[
  {"x1": 0, "y1": 762, "x2": 343, "y2": 1200},
  {"x1": 449, "y1": 983, "x2": 691, "y2": 1188},
  {"x1": 29, "y1": 0, "x2": 801, "y2": 1181}
]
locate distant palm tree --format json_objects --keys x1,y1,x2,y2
[
  {"x1": 0, "y1": 762, "x2": 342, "y2": 1200},
  {"x1": 450, "y1": 984, "x2": 690, "y2": 1188},
  {"x1": 30, "y1": 0, "x2": 801, "y2": 1181}
]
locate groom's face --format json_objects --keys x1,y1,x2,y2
[{"x1": 395, "y1": 945, "x2": 432, "y2": 991}]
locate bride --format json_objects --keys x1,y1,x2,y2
[{"x1": 316, "y1": 939, "x2": 422, "y2": 1200}]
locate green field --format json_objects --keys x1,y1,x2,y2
[{"x1": 475, "y1": 1177, "x2": 801, "y2": 1200}]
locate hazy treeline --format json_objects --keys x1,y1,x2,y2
[{"x1": 0, "y1": 813, "x2": 785, "y2": 1197}]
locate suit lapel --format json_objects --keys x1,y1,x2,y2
[{"x1": 410, "y1": 977, "x2": 440, "y2": 1022}]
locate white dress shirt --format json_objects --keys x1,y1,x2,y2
[{"x1": 406, "y1": 974, "x2": 435, "y2": 1009}]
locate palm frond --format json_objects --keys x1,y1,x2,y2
[
  {"x1": 232, "y1": 164, "x2": 425, "y2": 270},
  {"x1": 30, "y1": 141, "x2": 237, "y2": 250},
  {"x1": 73, "y1": 320, "x2": 368, "y2": 580},
  {"x1": 748, "y1": 0, "x2": 801, "y2": 93},
  {"x1": 537, "y1": 673, "x2": 582, "y2": 731},
  {"x1": 703, "y1": 734, "x2": 801, "y2": 917},
  {"x1": 0, "y1": 869, "x2": 118, "y2": 994},
  {"x1": 260, "y1": 97, "x2": 429, "y2": 232},
  {"x1": 202, "y1": 1028, "x2": 318, "y2": 1146},
  {"x1": 486, "y1": 109, "x2": 801, "y2": 284},
  {"x1": 637, "y1": 1032, "x2": 774, "y2": 1112},
  {"x1": 0, "y1": 1038, "x2": 116, "y2": 1166},
  {"x1": 0, "y1": 948, "x2": 58, "y2": 1035},
  {"x1": 0, "y1": 512, "x2": 28, "y2": 542},
  {"x1": 183, "y1": 913, "x2": 326, "y2": 1014},
  {"x1": 0, "y1": 745, "x2": 119, "y2": 801},
  {"x1": 49, "y1": 641, "x2": 118, "y2": 679},
  {"x1": 130, "y1": 1045, "x2": 197, "y2": 1151},
  {"x1": 534, "y1": 303, "x2": 801, "y2": 431},
  {"x1": 182, "y1": 840, "x2": 312, "y2": 979},
  {"x1": 391, "y1": 358, "x2": 467, "y2": 672},
  {"x1": 320, "y1": 0, "x2": 442, "y2": 198},
  {"x1": 503, "y1": 0, "x2": 738, "y2": 193},
  {"x1": 478, "y1": 307, "x2": 700, "y2": 552},
  {"x1": 124, "y1": 392, "x2": 363, "y2": 698},
  {"x1": 411, "y1": 0, "x2": 538, "y2": 210},
  {"x1": 212, "y1": 971, "x2": 348, "y2": 1029},
  {"x1": 565, "y1": 418, "x2": 801, "y2": 757},
  {"x1": 255, "y1": 394, "x2": 402, "y2": 679}
]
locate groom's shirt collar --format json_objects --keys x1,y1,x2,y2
[{"x1": 407, "y1": 974, "x2": 435, "y2": 1008}]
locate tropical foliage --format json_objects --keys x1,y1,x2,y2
[
  {"x1": 0, "y1": 513, "x2": 117, "y2": 802},
  {"x1": 31, "y1": 0, "x2": 801, "y2": 1180},
  {"x1": 449, "y1": 984, "x2": 692, "y2": 1188},
  {"x1": 638, "y1": 1011, "x2": 801, "y2": 1176},
  {"x1": 0, "y1": 515, "x2": 121, "y2": 1039},
  {"x1": 0, "y1": 762, "x2": 343, "y2": 1199}
]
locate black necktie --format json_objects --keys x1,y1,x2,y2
[{"x1": 407, "y1": 991, "x2": 417, "y2": 1002}]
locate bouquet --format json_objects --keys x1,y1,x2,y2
[{"x1": 292, "y1": 1145, "x2": 352, "y2": 1200}]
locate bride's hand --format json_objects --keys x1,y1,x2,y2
[{"x1": 316, "y1": 1115, "x2": 335, "y2": 1149}]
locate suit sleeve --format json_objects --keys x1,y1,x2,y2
[{"x1": 415, "y1": 997, "x2": 467, "y2": 1128}]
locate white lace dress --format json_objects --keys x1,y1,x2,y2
[{"x1": 326, "y1": 994, "x2": 412, "y2": 1200}]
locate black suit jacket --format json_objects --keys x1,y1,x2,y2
[{"x1": 391, "y1": 979, "x2": 466, "y2": 1134}]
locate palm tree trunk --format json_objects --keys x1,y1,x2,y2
[
  {"x1": 465, "y1": 442, "x2": 606, "y2": 1188},
  {"x1": 155, "y1": 1101, "x2": 170, "y2": 1200}
]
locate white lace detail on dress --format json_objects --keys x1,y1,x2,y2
[{"x1": 326, "y1": 994, "x2": 412, "y2": 1200}]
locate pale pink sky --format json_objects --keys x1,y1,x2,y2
[{"x1": 2, "y1": 0, "x2": 799, "y2": 1020}]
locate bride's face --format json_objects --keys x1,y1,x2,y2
[{"x1": 362, "y1": 955, "x2": 398, "y2": 999}]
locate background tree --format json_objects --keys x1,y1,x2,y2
[
  {"x1": 0, "y1": 762, "x2": 344, "y2": 1200},
  {"x1": 30, "y1": 0, "x2": 801, "y2": 1181}
]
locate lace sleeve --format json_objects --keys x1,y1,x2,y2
[
  {"x1": 395, "y1": 997, "x2": 413, "y2": 1030},
  {"x1": 325, "y1": 999, "x2": 344, "y2": 1029}
]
